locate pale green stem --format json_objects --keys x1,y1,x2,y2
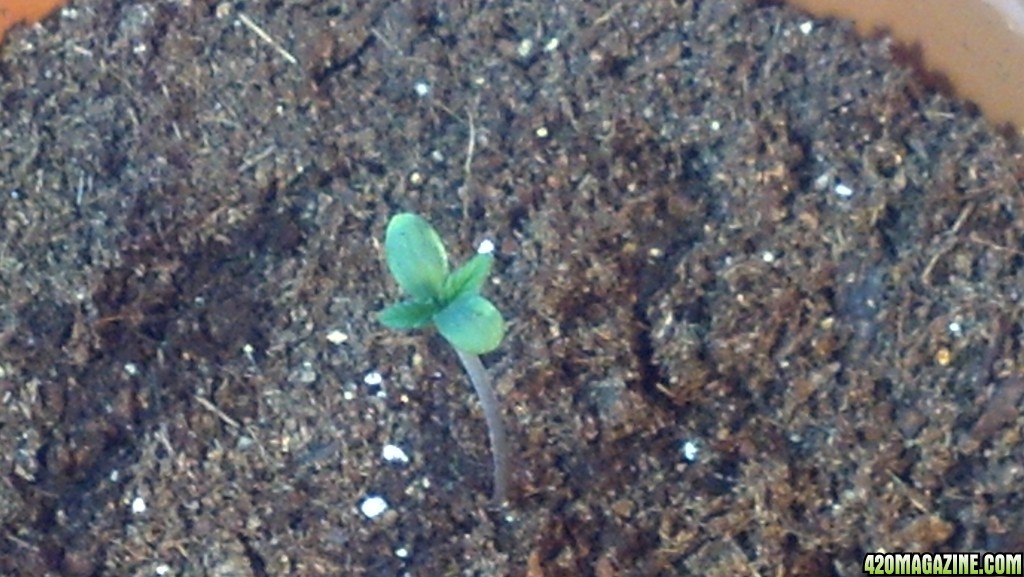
[{"x1": 454, "y1": 348, "x2": 509, "y2": 504}]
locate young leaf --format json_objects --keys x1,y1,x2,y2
[
  {"x1": 442, "y1": 252, "x2": 493, "y2": 302},
  {"x1": 385, "y1": 213, "x2": 448, "y2": 300},
  {"x1": 379, "y1": 299, "x2": 439, "y2": 329},
  {"x1": 434, "y1": 293, "x2": 505, "y2": 354}
]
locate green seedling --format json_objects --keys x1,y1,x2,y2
[{"x1": 378, "y1": 212, "x2": 510, "y2": 503}]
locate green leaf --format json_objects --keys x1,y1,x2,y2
[
  {"x1": 379, "y1": 300, "x2": 439, "y2": 329},
  {"x1": 385, "y1": 213, "x2": 448, "y2": 300},
  {"x1": 443, "y1": 252, "x2": 493, "y2": 302},
  {"x1": 434, "y1": 293, "x2": 505, "y2": 354}
]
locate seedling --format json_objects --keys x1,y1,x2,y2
[{"x1": 378, "y1": 212, "x2": 510, "y2": 503}]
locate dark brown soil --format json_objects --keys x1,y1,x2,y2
[{"x1": 1, "y1": 1, "x2": 1022, "y2": 575}]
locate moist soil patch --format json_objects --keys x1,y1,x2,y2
[{"x1": 1, "y1": 1, "x2": 1023, "y2": 575}]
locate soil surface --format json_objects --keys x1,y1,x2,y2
[{"x1": 1, "y1": 1, "x2": 1023, "y2": 575}]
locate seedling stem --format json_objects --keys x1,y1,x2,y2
[{"x1": 455, "y1": 348, "x2": 509, "y2": 503}]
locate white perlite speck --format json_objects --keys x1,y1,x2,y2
[
  {"x1": 360, "y1": 495, "x2": 389, "y2": 518},
  {"x1": 681, "y1": 440, "x2": 701, "y2": 462},
  {"x1": 517, "y1": 38, "x2": 533, "y2": 58},
  {"x1": 477, "y1": 239, "x2": 495, "y2": 254},
  {"x1": 382, "y1": 444, "x2": 410, "y2": 464},
  {"x1": 834, "y1": 183, "x2": 854, "y2": 197},
  {"x1": 364, "y1": 371, "x2": 383, "y2": 386},
  {"x1": 131, "y1": 496, "x2": 147, "y2": 514}
]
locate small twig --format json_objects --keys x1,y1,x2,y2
[
  {"x1": 459, "y1": 100, "x2": 480, "y2": 221},
  {"x1": 464, "y1": 106, "x2": 476, "y2": 179},
  {"x1": 593, "y1": 4, "x2": 622, "y2": 25},
  {"x1": 921, "y1": 202, "x2": 974, "y2": 286},
  {"x1": 75, "y1": 171, "x2": 86, "y2": 207},
  {"x1": 967, "y1": 232, "x2": 1024, "y2": 256},
  {"x1": 455, "y1": 348, "x2": 509, "y2": 505},
  {"x1": 5, "y1": 533, "x2": 35, "y2": 551},
  {"x1": 238, "y1": 144, "x2": 277, "y2": 174},
  {"x1": 155, "y1": 424, "x2": 176, "y2": 458},
  {"x1": 237, "y1": 13, "x2": 298, "y2": 65},
  {"x1": 193, "y1": 394, "x2": 241, "y2": 429}
]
